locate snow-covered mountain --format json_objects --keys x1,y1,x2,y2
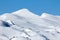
[{"x1": 0, "y1": 8, "x2": 60, "y2": 40}]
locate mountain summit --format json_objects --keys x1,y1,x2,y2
[{"x1": 0, "y1": 9, "x2": 60, "y2": 40}]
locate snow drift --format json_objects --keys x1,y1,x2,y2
[{"x1": 0, "y1": 8, "x2": 60, "y2": 40}]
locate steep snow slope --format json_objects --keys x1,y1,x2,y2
[{"x1": 0, "y1": 9, "x2": 60, "y2": 40}]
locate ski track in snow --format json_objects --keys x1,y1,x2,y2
[{"x1": 0, "y1": 8, "x2": 60, "y2": 40}]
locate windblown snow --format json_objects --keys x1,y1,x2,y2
[{"x1": 0, "y1": 9, "x2": 60, "y2": 40}]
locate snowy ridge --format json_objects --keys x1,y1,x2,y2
[{"x1": 0, "y1": 9, "x2": 60, "y2": 40}]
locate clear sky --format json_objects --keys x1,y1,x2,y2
[{"x1": 0, "y1": 0, "x2": 60, "y2": 15}]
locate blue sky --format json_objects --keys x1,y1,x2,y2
[{"x1": 0, "y1": 0, "x2": 60, "y2": 15}]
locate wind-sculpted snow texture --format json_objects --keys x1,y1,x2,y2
[{"x1": 0, "y1": 9, "x2": 60, "y2": 40}]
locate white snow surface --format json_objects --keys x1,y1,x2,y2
[{"x1": 0, "y1": 8, "x2": 60, "y2": 40}]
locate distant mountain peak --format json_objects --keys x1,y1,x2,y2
[
  {"x1": 41, "y1": 13, "x2": 55, "y2": 18},
  {"x1": 13, "y1": 8, "x2": 29, "y2": 13},
  {"x1": 12, "y1": 8, "x2": 39, "y2": 19},
  {"x1": 12, "y1": 8, "x2": 31, "y2": 14}
]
